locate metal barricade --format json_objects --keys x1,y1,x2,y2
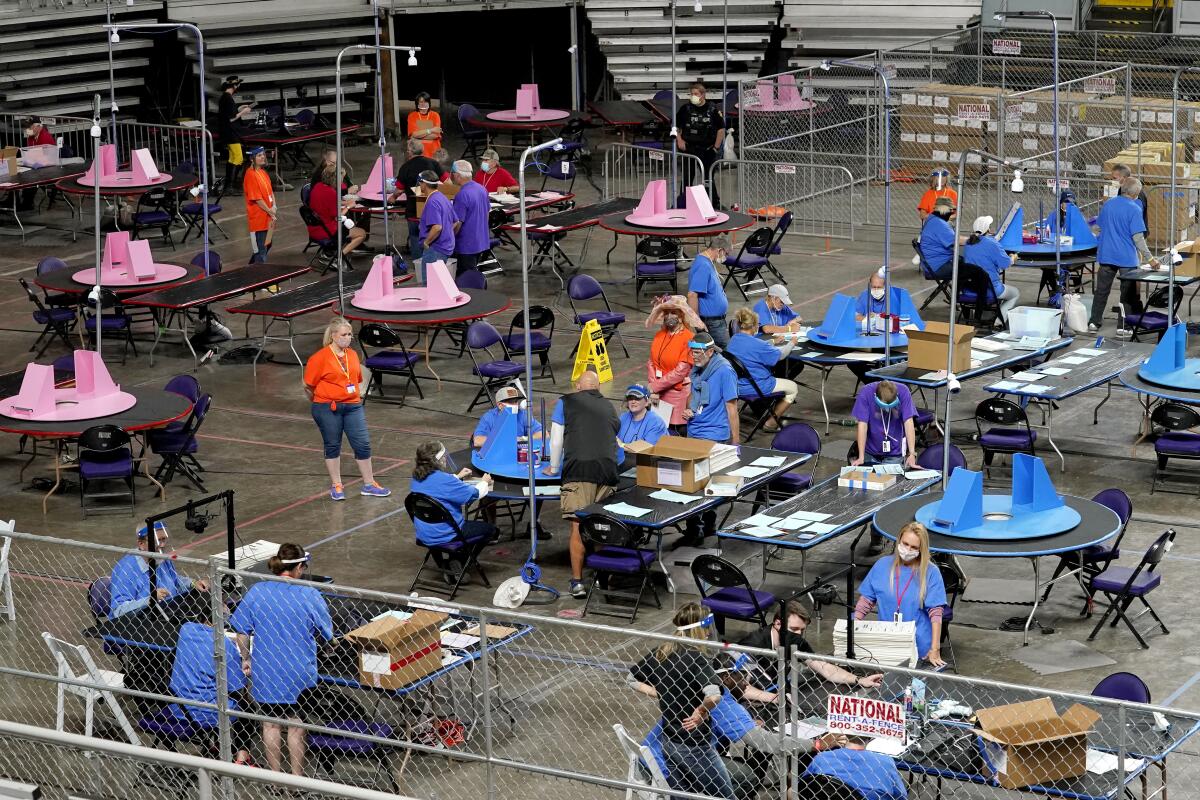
[
  {"x1": 708, "y1": 158, "x2": 856, "y2": 241},
  {"x1": 602, "y1": 142, "x2": 706, "y2": 202}
]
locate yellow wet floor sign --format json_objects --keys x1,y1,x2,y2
[{"x1": 571, "y1": 319, "x2": 613, "y2": 383}]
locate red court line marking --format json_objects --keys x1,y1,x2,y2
[
  {"x1": 213, "y1": 405, "x2": 463, "y2": 439},
  {"x1": 180, "y1": 458, "x2": 409, "y2": 552},
  {"x1": 796, "y1": 276, "x2": 874, "y2": 308},
  {"x1": 13, "y1": 570, "x2": 88, "y2": 588},
  {"x1": 195, "y1": 433, "x2": 406, "y2": 462}
]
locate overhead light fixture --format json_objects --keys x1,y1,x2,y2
[
  {"x1": 693, "y1": 0, "x2": 702, "y2": 10},
  {"x1": 1010, "y1": 169, "x2": 1024, "y2": 193},
  {"x1": 109, "y1": 30, "x2": 120, "y2": 43},
  {"x1": 407, "y1": 49, "x2": 418, "y2": 67},
  {"x1": 994, "y1": 12, "x2": 1004, "y2": 21},
  {"x1": 819, "y1": 60, "x2": 831, "y2": 71}
]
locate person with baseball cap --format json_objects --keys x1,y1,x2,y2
[
  {"x1": 917, "y1": 195, "x2": 958, "y2": 280},
  {"x1": 217, "y1": 76, "x2": 252, "y2": 195},
  {"x1": 752, "y1": 284, "x2": 802, "y2": 335},
  {"x1": 415, "y1": 169, "x2": 456, "y2": 281},
  {"x1": 616, "y1": 384, "x2": 669, "y2": 466},
  {"x1": 109, "y1": 522, "x2": 208, "y2": 619},
  {"x1": 450, "y1": 159, "x2": 489, "y2": 276},
  {"x1": 678, "y1": 332, "x2": 738, "y2": 547},
  {"x1": 961, "y1": 216, "x2": 1021, "y2": 323},
  {"x1": 243, "y1": 145, "x2": 275, "y2": 263},
  {"x1": 472, "y1": 384, "x2": 542, "y2": 449}
]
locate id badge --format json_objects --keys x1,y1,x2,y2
[
  {"x1": 346, "y1": 384, "x2": 357, "y2": 394},
  {"x1": 894, "y1": 612, "x2": 903, "y2": 622},
  {"x1": 881, "y1": 439, "x2": 891, "y2": 453},
  {"x1": 655, "y1": 368, "x2": 663, "y2": 379}
]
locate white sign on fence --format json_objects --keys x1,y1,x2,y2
[
  {"x1": 774, "y1": 164, "x2": 797, "y2": 175},
  {"x1": 826, "y1": 694, "x2": 907, "y2": 742},
  {"x1": 956, "y1": 103, "x2": 992, "y2": 122},
  {"x1": 649, "y1": 151, "x2": 665, "y2": 162},
  {"x1": 1046, "y1": 178, "x2": 1071, "y2": 190},
  {"x1": 992, "y1": 38, "x2": 1022, "y2": 56},
  {"x1": 1084, "y1": 76, "x2": 1117, "y2": 95},
  {"x1": 1006, "y1": 104, "x2": 1024, "y2": 121}
]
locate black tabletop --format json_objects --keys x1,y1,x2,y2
[
  {"x1": 720, "y1": 473, "x2": 940, "y2": 549},
  {"x1": 123, "y1": 263, "x2": 312, "y2": 310},
  {"x1": 1118, "y1": 269, "x2": 1200, "y2": 286},
  {"x1": 343, "y1": 289, "x2": 511, "y2": 326},
  {"x1": 500, "y1": 197, "x2": 640, "y2": 232},
  {"x1": 34, "y1": 263, "x2": 206, "y2": 296},
  {"x1": 588, "y1": 100, "x2": 659, "y2": 126},
  {"x1": 0, "y1": 365, "x2": 72, "y2": 398},
  {"x1": 0, "y1": 164, "x2": 87, "y2": 189},
  {"x1": 873, "y1": 493, "x2": 1119, "y2": 557},
  {"x1": 1119, "y1": 365, "x2": 1200, "y2": 404},
  {"x1": 576, "y1": 446, "x2": 810, "y2": 530},
  {"x1": 238, "y1": 124, "x2": 361, "y2": 146},
  {"x1": 983, "y1": 341, "x2": 1152, "y2": 401},
  {"x1": 56, "y1": 172, "x2": 199, "y2": 197},
  {"x1": 599, "y1": 210, "x2": 755, "y2": 238},
  {"x1": 0, "y1": 387, "x2": 191, "y2": 437},
  {"x1": 227, "y1": 271, "x2": 374, "y2": 319}
]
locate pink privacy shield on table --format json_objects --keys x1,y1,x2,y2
[
  {"x1": 487, "y1": 84, "x2": 570, "y2": 122},
  {"x1": 0, "y1": 350, "x2": 137, "y2": 422},
  {"x1": 624, "y1": 180, "x2": 729, "y2": 228},
  {"x1": 742, "y1": 74, "x2": 815, "y2": 112},
  {"x1": 77, "y1": 146, "x2": 173, "y2": 188},
  {"x1": 351, "y1": 255, "x2": 470, "y2": 312},
  {"x1": 71, "y1": 232, "x2": 189, "y2": 286},
  {"x1": 356, "y1": 155, "x2": 396, "y2": 202}
]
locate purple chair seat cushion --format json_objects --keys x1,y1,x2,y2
[
  {"x1": 637, "y1": 261, "x2": 676, "y2": 277},
  {"x1": 474, "y1": 360, "x2": 525, "y2": 379},
  {"x1": 139, "y1": 712, "x2": 199, "y2": 740},
  {"x1": 308, "y1": 721, "x2": 393, "y2": 754},
  {"x1": 85, "y1": 316, "x2": 130, "y2": 331},
  {"x1": 980, "y1": 427, "x2": 1036, "y2": 450},
  {"x1": 34, "y1": 307, "x2": 76, "y2": 324},
  {"x1": 1090, "y1": 566, "x2": 1161, "y2": 596},
  {"x1": 181, "y1": 202, "x2": 222, "y2": 215},
  {"x1": 134, "y1": 211, "x2": 172, "y2": 225},
  {"x1": 768, "y1": 473, "x2": 812, "y2": 494},
  {"x1": 365, "y1": 350, "x2": 419, "y2": 370},
  {"x1": 148, "y1": 430, "x2": 197, "y2": 455},
  {"x1": 1155, "y1": 432, "x2": 1200, "y2": 456},
  {"x1": 504, "y1": 332, "x2": 551, "y2": 352},
  {"x1": 724, "y1": 254, "x2": 768, "y2": 269},
  {"x1": 1126, "y1": 311, "x2": 1169, "y2": 330},
  {"x1": 575, "y1": 311, "x2": 625, "y2": 327},
  {"x1": 587, "y1": 546, "x2": 656, "y2": 573},
  {"x1": 701, "y1": 587, "x2": 776, "y2": 620},
  {"x1": 914, "y1": 408, "x2": 936, "y2": 427},
  {"x1": 528, "y1": 231, "x2": 564, "y2": 241},
  {"x1": 80, "y1": 449, "x2": 133, "y2": 480},
  {"x1": 739, "y1": 390, "x2": 785, "y2": 403}
]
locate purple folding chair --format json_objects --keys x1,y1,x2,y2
[
  {"x1": 1151, "y1": 403, "x2": 1200, "y2": 495},
  {"x1": 464, "y1": 321, "x2": 525, "y2": 413},
  {"x1": 20, "y1": 277, "x2": 76, "y2": 358},
  {"x1": 692, "y1": 554, "x2": 776, "y2": 636},
  {"x1": 916, "y1": 443, "x2": 967, "y2": 473},
  {"x1": 762, "y1": 423, "x2": 821, "y2": 503},
  {"x1": 580, "y1": 515, "x2": 660, "y2": 623},
  {"x1": 308, "y1": 720, "x2": 399, "y2": 792},
  {"x1": 504, "y1": 305, "x2": 556, "y2": 382},
  {"x1": 149, "y1": 394, "x2": 211, "y2": 491},
  {"x1": 1087, "y1": 529, "x2": 1174, "y2": 649},
  {"x1": 1041, "y1": 488, "x2": 1131, "y2": 611},
  {"x1": 568, "y1": 274, "x2": 629, "y2": 357},
  {"x1": 78, "y1": 425, "x2": 135, "y2": 516}
]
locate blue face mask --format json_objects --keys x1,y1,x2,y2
[{"x1": 875, "y1": 395, "x2": 900, "y2": 410}]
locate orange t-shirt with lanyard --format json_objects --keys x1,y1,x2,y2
[
  {"x1": 918, "y1": 187, "x2": 957, "y2": 216},
  {"x1": 304, "y1": 345, "x2": 363, "y2": 408}
]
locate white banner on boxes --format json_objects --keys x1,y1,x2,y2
[{"x1": 826, "y1": 694, "x2": 907, "y2": 742}]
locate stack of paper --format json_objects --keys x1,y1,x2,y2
[
  {"x1": 832, "y1": 618, "x2": 917, "y2": 666},
  {"x1": 708, "y1": 443, "x2": 741, "y2": 473},
  {"x1": 602, "y1": 502, "x2": 653, "y2": 518},
  {"x1": 522, "y1": 485, "x2": 562, "y2": 496},
  {"x1": 973, "y1": 337, "x2": 1011, "y2": 352},
  {"x1": 649, "y1": 489, "x2": 703, "y2": 504}
]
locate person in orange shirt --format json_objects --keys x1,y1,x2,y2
[
  {"x1": 645, "y1": 295, "x2": 700, "y2": 429},
  {"x1": 243, "y1": 147, "x2": 275, "y2": 263},
  {"x1": 303, "y1": 318, "x2": 391, "y2": 501},
  {"x1": 407, "y1": 92, "x2": 442, "y2": 159},
  {"x1": 917, "y1": 168, "x2": 957, "y2": 222}
]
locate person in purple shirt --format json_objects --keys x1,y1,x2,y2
[
  {"x1": 851, "y1": 380, "x2": 918, "y2": 470},
  {"x1": 450, "y1": 159, "x2": 490, "y2": 277},
  {"x1": 415, "y1": 169, "x2": 457, "y2": 282}
]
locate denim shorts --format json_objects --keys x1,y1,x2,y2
[{"x1": 311, "y1": 402, "x2": 371, "y2": 460}]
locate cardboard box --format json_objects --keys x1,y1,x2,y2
[
  {"x1": 345, "y1": 609, "x2": 446, "y2": 690},
  {"x1": 1177, "y1": 239, "x2": 1200, "y2": 277},
  {"x1": 975, "y1": 698, "x2": 1101, "y2": 790},
  {"x1": 0, "y1": 146, "x2": 17, "y2": 180},
  {"x1": 906, "y1": 321, "x2": 974, "y2": 372},
  {"x1": 837, "y1": 470, "x2": 897, "y2": 491},
  {"x1": 626, "y1": 437, "x2": 714, "y2": 492},
  {"x1": 704, "y1": 474, "x2": 744, "y2": 497}
]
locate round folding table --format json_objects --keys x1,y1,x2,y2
[
  {"x1": 55, "y1": 172, "x2": 201, "y2": 238},
  {"x1": 873, "y1": 493, "x2": 1120, "y2": 644}
]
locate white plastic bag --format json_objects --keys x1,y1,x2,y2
[
  {"x1": 723, "y1": 127, "x2": 736, "y2": 161},
  {"x1": 1061, "y1": 292, "x2": 1088, "y2": 334}
]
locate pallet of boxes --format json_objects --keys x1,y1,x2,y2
[
  {"x1": 1104, "y1": 140, "x2": 1199, "y2": 249},
  {"x1": 897, "y1": 84, "x2": 1000, "y2": 178}
]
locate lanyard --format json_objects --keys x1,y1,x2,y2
[
  {"x1": 769, "y1": 307, "x2": 781, "y2": 328},
  {"x1": 651, "y1": 329, "x2": 682, "y2": 368},
  {"x1": 625, "y1": 413, "x2": 649, "y2": 442},
  {"x1": 330, "y1": 345, "x2": 350, "y2": 380},
  {"x1": 880, "y1": 408, "x2": 894, "y2": 446},
  {"x1": 894, "y1": 565, "x2": 917, "y2": 608}
]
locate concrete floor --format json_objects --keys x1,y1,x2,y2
[{"x1": 1, "y1": 127, "x2": 1199, "y2": 798}]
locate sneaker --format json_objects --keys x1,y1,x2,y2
[
  {"x1": 361, "y1": 482, "x2": 391, "y2": 497},
  {"x1": 569, "y1": 580, "x2": 587, "y2": 599},
  {"x1": 1115, "y1": 328, "x2": 1132, "y2": 339},
  {"x1": 330, "y1": 483, "x2": 345, "y2": 501},
  {"x1": 1087, "y1": 323, "x2": 1099, "y2": 332}
]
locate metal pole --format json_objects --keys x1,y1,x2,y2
[
  {"x1": 722, "y1": 0, "x2": 728, "y2": 113},
  {"x1": 670, "y1": 0, "x2": 678, "y2": 205},
  {"x1": 570, "y1": 2, "x2": 580, "y2": 112},
  {"x1": 335, "y1": 42, "x2": 422, "y2": 309},
  {"x1": 372, "y1": 0, "x2": 392, "y2": 253},
  {"x1": 518, "y1": 137, "x2": 564, "y2": 555},
  {"x1": 91, "y1": 95, "x2": 103, "y2": 357},
  {"x1": 478, "y1": 614, "x2": 497, "y2": 800},
  {"x1": 1168, "y1": 68, "x2": 1196, "y2": 319},
  {"x1": 106, "y1": 0, "x2": 116, "y2": 140}
]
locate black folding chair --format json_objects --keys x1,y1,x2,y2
[
  {"x1": 957, "y1": 263, "x2": 1004, "y2": 331},
  {"x1": 691, "y1": 554, "x2": 776, "y2": 636},
  {"x1": 580, "y1": 515, "x2": 661, "y2": 623},
  {"x1": 149, "y1": 394, "x2": 211, "y2": 491},
  {"x1": 299, "y1": 205, "x2": 340, "y2": 273},
  {"x1": 914, "y1": 238, "x2": 953, "y2": 309},
  {"x1": 723, "y1": 350, "x2": 785, "y2": 442},
  {"x1": 974, "y1": 397, "x2": 1036, "y2": 478},
  {"x1": 19, "y1": 277, "x2": 76, "y2": 357},
  {"x1": 358, "y1": 323, "x2": 423, "y2": 406},
  {"x1": 721, "y1": 226, "x2": 774, "y2": 300},
  {"x1": 404, "y1": 492, "x2": 493, "y2": 600}
]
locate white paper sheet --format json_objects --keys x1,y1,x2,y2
[
  {"x1": 787, "y1": 510, "x2": 833, "y2": 522},
  {"x1": 904, "y1": 470, "x2": 941, "y2": 480},
  {"x1": 973, "y1": 337, "x2": 1011, "y2": 351},
  {"x1": 798, "y1": 351, "x2": 825, "y2": 359},
  {"x1": 602, "y1": 502, "x2": 653, "y2": 518},
  {"x1": 648, "y1": 489, "x2": 704, "y2": 504},
  {"x1": 1009, "y1": 371, "x2": 1043, "y2": 381},
  {"x1": 441, "y1": 632, "x2": 480, "y2": 649},
  {"x1": 867, "y1": 738, "x2": 907, "y2": 757},
  {"x1": 1039, "y1": 366, "x2": 1071, "y2": 376},
  {"x1": 1085, "y1": 749, "x2": 1146, "y2": 775},
  {"x1": 751, "y1": 456, "x2": 787, "y2": 467},
  {"x1": 650, "y1": 400, "x2": 674, "y2": 426},
  {"x1": 1058, "y1": 356, "x2": 1090, "y2": 365},
  {"x1": 1075, "y1": 348, "x2": 1106, "y2": 356},
  {"x1": 773, "y1": 518, "x2": 809, "y2": 531},
  {"x1": 741, "y1": 513, "x2": 783, "y2": 527},
  {"x1": 1020, "y1": 384, "x2": 1051, "y2": 394},
  {"x1": 522, "y1": 485, "x2": 562, "y2": 496},
  {"x1": 728, "y1": 466, "x2": 769, "y2": 478},
  {"x1": 840, "y1": 351, "x2": 884, "y2": 362},
  {"x1": 804, "y1": 522, "x2": 838, "y2": 535},
  {"x1": 739, "y1": 525, "x2": 784, "y2": 538},
  {"x1": 989, "y1": 380, "x2": 1024, "y2": 391},
  {"x1": 917, "y1": 370, "x2": 947, "y2": 380}
]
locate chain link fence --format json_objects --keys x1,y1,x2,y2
[
  {"x1": 3, "y1": 527, "x2": 1199, "y2": 800},
  {"x1": 708, "y1": 159, "x2": 856, "y2": 241}
]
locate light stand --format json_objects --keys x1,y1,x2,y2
[
  {"x1": 824, "y1": 58, "x2": 894, "y2": 360},
  {"x1": 333, "y1": 42, "x2": 422, "y2": 311},
  {"x1": 90, "y1": 95, "x2": 103, "y2": 357},
  {"x1": 995, "y1": 9, "x2": 1062, "y2": 302},
  {"x1": 1168, "y1": 67, "x2": 1200, "y2": 318}
]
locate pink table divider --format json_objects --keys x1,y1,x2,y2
[
  {"x1": 356, "y1": 155, "x2": 395, "y2": 201},
  {"x1": 624, "y1": 179, "x2": 729, "y2": 228},
  {"x1": 0, "y1": 350, "x2": 137, "y2": 421},
  {"x1": 80, "y1": 144, "x2": 119, "y2": 185},
  {"x1": 351, "y1": 255, "x2": 470, "y2": 312}
]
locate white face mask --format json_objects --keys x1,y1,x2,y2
[
  {"x1": 897, "y1": 545, "x2": 920, "y2": 562},
  {"x1": 690, "y1": 95, "x2": 703, "y2": 106},
  {"x1": 870, "y1": 288, "x2": 885, "y2": 300},
  {"x1": 480, "y1": 160, "x2": 491, "y2": 172},
  {"x1": 23, "y1": 128, "x2": 33, "y2": 137},
  {"x1": 418, "y1": 103, "x2": 430, "y2": 112}
]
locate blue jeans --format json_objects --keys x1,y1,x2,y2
[
  {"x1": 311, "y1": 402, "x2": 371, "y2": 459},
  {"x1": 702, "y1": 315, "x2": 729, "y2": 349},
  {"x1": 419, "y1": 247, "x2": 451, "y2": 283},
  {"x1": 662, "y1": 738, "x2": 734, "y2": 799},
  {"x1": 407, "y1": 220, "x2": 423, "y2": 259},
  {"x1": 249, "y1": 229, "x2": 271, "y2": 264}
]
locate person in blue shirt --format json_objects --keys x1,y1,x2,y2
[
  {"x1": 855, "y1": 269, "x2": 924, "y2": 331},
  {"x1": 410, "y1": 441, "x2": 497, "y2": 584},
  {"x1": 472, "y1": 384, "x2": 542, "y2": 448},
  {"x1": 1091, "y1": 178, "x2": 1160, "y2": 331},
  {"x1": 616, "y1": 384, "x2": 669, "y2": 466},
  {"x1": 167, "y1": 607, "x2": 255, "y2": 765},
  {"x1": 725, "y1": 307, "x2": 797, "y2": 431},
  {"x1": 109, "y1": 522, "x2": 208, "y2": 619},
  {"x1": 961, "y1": 215, "x2": 1021, "y2": 323},
  {"x1": 855, "y1": 521, "x2": 947, "y2": 668},
  {"x1": 231, "y1": 543, "x2": 333, "y2": 777},
  {"x1": 917, "y1": 196, "x2": 958, "y2": 279},
  {"x1": 687, "y1": 236, "x2": 732, "y2": 349},
  {"x1": 803, "y1": 736, "x2": 908, "y2": 800},
  {"x1": 752, "y1": 284, "x2": 802, "y2": 334},
  {"x1": 681, "y1": 332, "x2": 738, "y2": 546}
]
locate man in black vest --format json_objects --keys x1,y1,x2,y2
[
  {"x1": 676, "y1": 80, "x2": 726, "y2": 208},
  {"x1": 544, "y1": 369, "x2": 621, "y2": 599}
]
